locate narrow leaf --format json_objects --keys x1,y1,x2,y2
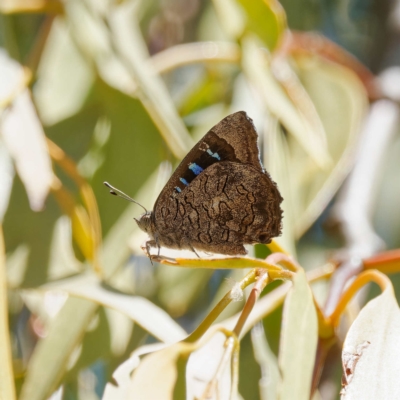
[
  {"x1": 34, "y1": 17, "x2": 94, "y2": 125},
  {"x1": 108, "y1": 3, "x2": 194, "y2": 159},
  {"x1": 237, "y1": 0, "x2": 287, "y2": 50},
  {"x1": 0, "y1": 50, "x2": 53, "y2": 211},
  {"x1": 242, "y1": 37, "x2": 331, "y2": 169},
  {"x1": 19, "y1": 297, "x2": 98, "y2": 400},
  {"x1": 293, "y1": 54, "x2": 367, "y2": 236},
  {"x1": 278, "y1": 270, "x2": 318, "y2": 400},
  {"x1": 40, "y1": 274, "x2": 187, "y2": 343}
]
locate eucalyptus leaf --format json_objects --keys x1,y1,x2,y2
[
  {"x1": 341, "y1": 283, "x2": 400, "y2": 399},
  {"x1": 19, "y1": 297, "x2": 98, "y2": 400},
  {"x1": 39, "y1": 274, "x2": 187, "y2": 343},
  {"x1": 278, "y1": 270, "x2": 317, "y2": 400}
]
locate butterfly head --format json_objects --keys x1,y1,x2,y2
[{"x1": 134, "y1": 212, "x2": 155, "y2": 237}]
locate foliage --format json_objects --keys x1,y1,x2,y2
[{"x1": 0, "y1": 0, "x2": 400, "y2": 399}]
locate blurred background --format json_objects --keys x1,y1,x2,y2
[{"x1": 1, "y1": 0, "x2": 400, "y2": 399}]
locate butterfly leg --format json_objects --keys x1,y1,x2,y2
[
  {"x1": 180, "y1": 236, "x2": 200, "y2": 258},
  {"x1": 155, "y1": 235, "x2": 161, "y2": 257},
  {"x1": 145, "y1": 240, "x2": 155, "y2": 256},
  {"x1": 145, "y1": 240, "x2": 158, "y2": 265},
  {"x1": 190, "y1": 245, "x2": 200, "y2": 258}
]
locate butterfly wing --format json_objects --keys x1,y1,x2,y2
[
  {"x1": 153, "y1": 161, "x2": 282, "y2": 255},
  {"x1": 154, "y1": 111, "x2": 264, "y2": 206},
  {"x1": 151, "y1": 111, "x2": 282, "y2": 255}
]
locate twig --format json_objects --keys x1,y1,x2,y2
[
  {"x1": 328, "y1": 270, "x2": 392, "y2": 327},
  {"x1": 185, "y1": 269, "x2": 257, "y2": 343},
  {"x1": 265, "y1": 252, "x2": 301, "y2": 272},
  {"x1": 233, "y1": 270, "x2": 271, "y2": 337}
]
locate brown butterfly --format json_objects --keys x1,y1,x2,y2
[{"x1": 105, "y1": 111, "x2": 283, "y2": 258}]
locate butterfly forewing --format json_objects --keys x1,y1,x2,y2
[{"x1": 154, "y1": 111, "x2": 264, "y2": 205}]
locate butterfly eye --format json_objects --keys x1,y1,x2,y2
[{"x1": 258, "y1": 233, "x2": 270, "y2": 243}]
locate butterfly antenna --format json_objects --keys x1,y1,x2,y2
[{"x1": 103, "y1": 182, "x2": 148, "y2": 213}]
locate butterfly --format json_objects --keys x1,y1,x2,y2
[{"x1": 105, "y1": 111, "x2": 283, "y2": 258}]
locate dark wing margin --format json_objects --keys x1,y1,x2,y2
[{"x1": 211, "y1": 111, "x2": 263, "y2": 171}]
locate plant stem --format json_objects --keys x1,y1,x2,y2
[
  {"x1": 233, "y1": 270, "x2": 270, "y2": 337},
  {"x1": 185, "y1": 269, "x2": 257, "y2": 343},
  {"x1": 328, "y1": 270, "x2": 391, "y2": 327}
]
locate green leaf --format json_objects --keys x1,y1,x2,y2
[
  {"x1": 40, "y1": 274, "x2": 187, "y2": 343},
  {"x1": 292, "y1": 54, "x2": 368, "y2": 236},
  {"x1": 237, "y1": 0, "x2": 287, "y2": 50},
  {"x1": 178, "y1": 72, "x2": 234, "y2": 118},
  {"x1": 34, "y1": 17, "x2": 94, "y2": 126},
  {"x1": 19, "y1": 297, "x2": 98, "y2": 400},
  {"x1": 242, "y1": 36, "x2": 331, "y2": 170},
  {"x1": 213, "y1": 0, "x2": 287, "y2": 50},
  {"x1": 64, "y1": 307, "x2": 112, "y2": 382},
  {"x1": 63, "y1": 0, "x2": 194, "y2": 160},
  {"x1": 278, "y1": 270, "x2": 317, "y2": 400},
  {"x1": 264, "y1": 117, "x2": 296, "y2": 255},
  {"x1": 242, "y1": 36, "x2": 368, "y2": 236},
  {"x1": 96, "y1": 1, "x2": 194, "y2": 159},
  {"x1": 212, "y1": 0, "x2": 246, "y2": 39}
]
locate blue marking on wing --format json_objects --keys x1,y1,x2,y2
[
  {"x1": 175, "y1": 186, "x2": 181, "y2": 193},
  {"x1": 206, "y1": 148, "x2": 221, "y2": 161},
  {"x1": 189, "y1": 163, "x2": 204, "y2": 175},
  {"x1": 180, "y1": 178, "x2": 189, "y2": 186}
]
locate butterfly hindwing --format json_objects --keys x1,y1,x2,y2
[{"x1": 153, "y1": 162, "x2": 282, "y2": 255}]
